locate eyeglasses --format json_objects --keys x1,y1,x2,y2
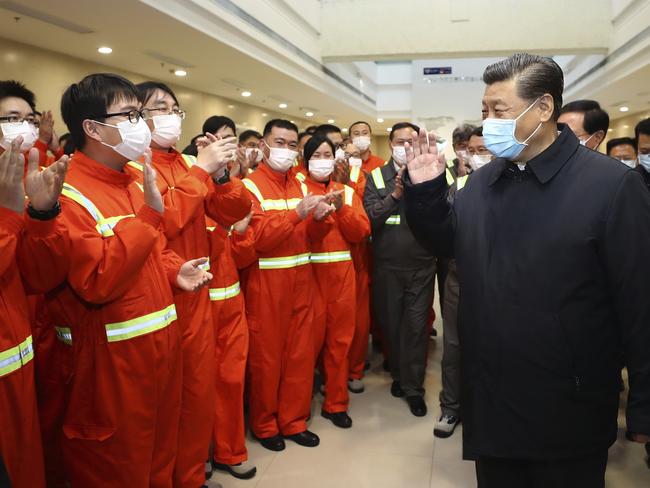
[
  {"x1": 99, "y1": 109, "x2": 144, "y2": 124},
  {"x1": 0, "y1": 115, "x2": 38, "y2": 125},
  {"x1": 141, "y1": 108, "x2": 186, "y2": 120}
]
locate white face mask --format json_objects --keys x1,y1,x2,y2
[
  {"x1": 392, "y1": 145, "x2": 407, "y2": 166},
  {"x1": 638, "y1": 154, "x2": 650, "y2": 172},
  {"x1": 265, "y1": 143, "x2": 298, "y2": 173},
  {"x1": 96, "y1": 118, "x2": 152, "y2": 161},
  {"x1": 151, "y1": 114, "x2": 182, "y2": 148},
  {"x1": 309, "y1": 158, "x2": 335, "y2": 181},
  {"x1": 349, "y1": 157, "x2": 362, "y2": 168},
  {"x1": 335, "y1": 147, "x2": 346, "y2": 161},
  {"x1": 620, "y1": 159, "x2": 636, "y2": 169},
  {"x1": 0, "y1": 120, "x2": 38, "y2": 152},
  {"x1": 469, "y1": 154, "x2": 492, "y2": 171},
  {"x1": 246, "y1": 147, "x2": 263, "y2": 163},
  {"x1": 353, "y1": 136, "x2": 371, "y2": 152},
  {"x1": 579, "y1": 133, "x2": 595, "y2": 147}
]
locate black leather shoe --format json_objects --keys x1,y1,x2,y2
[
  {"x1": 321, "y1": 410, "x2": 352, "y2": 429},
  {"x1": 284, "y1": 430, "x2": 320, "y2": 447},
  {"x1": 407, "y1": 396, "x2": 428, "y2": 417},
  {"x1": 391, "y1": 380, "x2": 405, "y2": 398},
  {"x1": 257, "y1": 434, "x2": 285, "y2": 451}
]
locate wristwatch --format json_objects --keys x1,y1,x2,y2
[
  {"x1": 27, "y1": 201, "x2": 61, "y2": 220},
  {"x1": 214, "y1": 168, "x2": 231, "y2": 185}
]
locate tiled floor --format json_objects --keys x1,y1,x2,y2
[{"x1": 208, "y1": 314, "x2": 650, "y2": 488}]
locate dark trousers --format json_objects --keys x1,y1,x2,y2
[
  {"x1": 436, "y1": 257, "x2": 448, "y2": 312},
  {"x1": 439, "y1": 260, "x2": 460, "y2": 416},
  {"x1": 475, "y1": 451, "x2": 608, "y2": 488},
  {"x1": 373, "y1": 264, "x2": 435, "y2": 397},
  {"x1": 0, "y1": 455, "x2": 10, "y2": 488}
]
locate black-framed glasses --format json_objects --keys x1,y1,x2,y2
[
  {"x1": 0, "y1": 115, "x2": 38, "y2": 125},
  {"x1": 98, "y1": 109, "x2": 143, "y2": 124},
  {"x1": 141, "y1": 108, "x2": 186, "y2": 120}
]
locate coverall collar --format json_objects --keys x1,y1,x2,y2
[{"x1": 72, "y1": 150, "x2": 133, "y2": 187}]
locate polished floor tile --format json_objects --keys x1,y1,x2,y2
[{"x1": 208, "y1": 312, "x2": 650, "y2": 488}]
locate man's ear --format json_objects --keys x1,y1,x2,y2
[
  {"x1": 539, "y1": 94, "x2": 555, "y2": 123},
  {"x1": 83, "y1": 119, "x2": 103, "y2": 143}
]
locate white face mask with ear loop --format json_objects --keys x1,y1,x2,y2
[{"x1": 95, "y1": 118, "x2": 152, "y2": 161}]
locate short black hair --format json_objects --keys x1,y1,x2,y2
[
  {"x1": 238, "y1": 129, "x2": 262, "y2": 144},
  {"x1": 136, "y1": 81, "x2": 179, "y2": 106},
  {"x1": 560, "y1": 100, "x2": 609, "y2": 134},
  {"x1": 263, "y1": 119, "x2": 298, "y2": 138},
  {"x1": 470, "y1": 126, "x2": 484, "y2": 138},
  {"x1": 303, "y1": 133, "x2": 335, "y2": 169},
  {"x1": 315, "y1": 124, "x2": 341, "y2": 136},
  {"x1": 61, "y1": 73, "x2": 139, "y2": 150},
  {"x1": 389, "y1": 122, "x2": 420, "y2": 141},
  {"x1": 349, "y1": 121, "x2": 372, "y2": 133},
  {"x1": 298, "y1": 131, "x2": 312, "y2": 142},
  {"x1": 635, "y1": 118, "x2": 650, "y2": 143},
  {"x1": 305, "y1": 125, "x2": 318, "y2": 134},
  {"x1": 483, "y1": 53, "x2": 564, "y2": 121},
  {"x1": 452, "y1": 124, "x2": 476, "y2": 145},
  {"x1": 606, "y1": 137, "x2": 637, "y2": 155},
  {"x1": 0, "y1": 80, "x2": 36, "y2": 111},
  {"x1": 59, "y1": 132, "x2": 75, "y2": 154},
  {"x1": 202, "y1": 115, "x2": 236, "y2": 136}
]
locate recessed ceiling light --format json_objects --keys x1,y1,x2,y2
[
  {"x1": 623, "y1": 125, "x2": 629, "y2": 129},
  {"x1": 387, "y1": 128, "x2": 392, "y2": 132},
  {"x1": 241, "y1": 91, "x2": 252, "y2": 97},
  {"x1": 342, "y1": 128, "x2": 348, "y2": 132},
  {"x1": 608, "y1": 128, "x2": 613, "y2": 132},
  {"x1": 328, "y1": 119, "x2": 335, "y2": 123},
  {"x1": 290, "y1": 120, "x2": 295, "y2": 123},
  {"x1": 619, "y1": 106, "x2": 629, "y2": 112},
  {"x1": 278, "y1": 103, "x2": 287, "y2": 109},
  {"x1": 377, "y1": 118, "x2": 384, "y2": 123},
  {"x1": 97, "y1": 46, "x2": 112, "y2": 54},
  {"x1": 227, "y1": 104, "x2": 235, "y2": 109},
  {"x1": 174, "y1": 69, "x2": 187, "y2": 77},
  {"x1": 262, "y1": 113, "x2": 268, "y2": 117},
  {"x1": 305, "y1": 112, "x2": 314, "y2": 117}
]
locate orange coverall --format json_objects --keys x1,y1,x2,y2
[
  {"x1": 207, "y1": 222, "x2": 256, "y2": 465},
  {"x1": 362, "y1": 152, "x2": 385, "y2": 174},
  {"x1": 242, "y1": 163, "x2": 330, "y2": 438},
  {"x1": 303, "y1": 178, "x2": 370, "y2": 412},
  {"x1": 0, "y1": 208, "x2": 68, "y2": 488},
  {"x1": 57, "y1": 151, "x2": 185, "y2": 487},
  {"x1": 127, "y1": 148, "x2": 251, "y2": 488}
]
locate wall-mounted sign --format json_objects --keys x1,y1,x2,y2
[{"x1": 423, "y1": 67, "x2": 452, "y2": 75}]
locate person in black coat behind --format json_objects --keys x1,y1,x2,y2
[{"x1": 403, "y1": 53, "x2": 650, "y2": 488}]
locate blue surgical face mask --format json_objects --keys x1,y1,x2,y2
[
  {"x1": 638, "y1": 154, "x2": 650, "y2": 172},
  {"x1": 483, "y1": 98, "x2": 542, "y2": 160}
]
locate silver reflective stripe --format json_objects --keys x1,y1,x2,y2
[
  {"x1": 258, "y1": 253, "x2": 311, "y2": 270},
  {"x1": 310, "y1": 251, "x2": 352, "y2": 264},
  {"x1": 209, "y1": 282, "x2": 241, "y2": 301},
  {"x1": 386, "y1": 214, "x2": 401, "y2": 225},
  {"x1": 0, "y1": 335, "x2": 34, "y2": 378},
  {"x1": 105, "y1": 305, "x2": 177, "y2": 343},
  {"x1": 55, "y1": 327, "x2": 72, "y2": 345}
]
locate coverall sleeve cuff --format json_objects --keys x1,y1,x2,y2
[
  {"x1": 0, "y1": 207, "x2": 24, "y2": 234},
  {"x1": 137, "y1": 205, "x2": 163, "y2": 229},
  {"x1": 23, "y1": 214, "x2": 57, "y2": 236}
]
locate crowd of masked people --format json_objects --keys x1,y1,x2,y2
[{"x1": 1, "y1": 67, "x2": 650, "y2": 488}]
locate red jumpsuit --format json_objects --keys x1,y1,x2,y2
[
  {"x1": 242, "y1": 163, "x2": 330, "y2": 438},
  {"x1": 127, "y1": 149, "x2": 251, "y2": 488},
  {"x1": 303, "y1": 178, "x2": 370, "y2": 412},
  {"x1": 56, "y1": 151, "x2": 185, "y2": 487},
  {"x1": 346, "y1": 166, "x2": 373, "y2": 381},
  {"x1": 0, "y1": 208, "x2": 68, "y2": 488},
  {"x1": 207, "y1": 222, "x2": 256, "y2": 465}
]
